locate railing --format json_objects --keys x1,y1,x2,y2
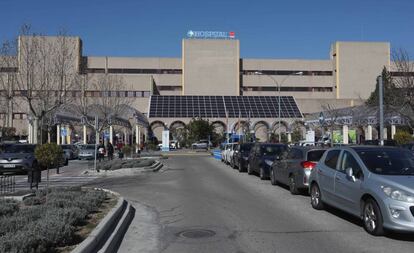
[{"x1": 0, "y1": 175, "x2": 15, "y2": 194}]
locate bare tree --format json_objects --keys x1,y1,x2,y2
[
  {"x1": 11, "y1": 25, "x2": 78, "y2": 143},
  {"x1": 391, "y1": 48, "x2": 414, "y2": 130},
  {"x1": 0, "y1": 40, "x2": 18, "y2": 136},
  {"x1": 321, "y1": 103, "x2": 353, "y2": 145},
  {"x1": 73, "y1": 72, "x2": 133, "y2": 138}
]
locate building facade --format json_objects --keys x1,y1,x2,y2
[{"x1": 0, "y1": 34, "x2": 400, "y2": 142}]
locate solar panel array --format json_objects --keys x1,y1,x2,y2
[{"x1": 149, "y1": 96, "x2": 302, "y2": 118}]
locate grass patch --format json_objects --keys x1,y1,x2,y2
[
  {"x1": 97, "y1": 158, "x2": 155, "y2": 171},
  {"x1": 0, "y1": 187, "x2": 116, "y2": 253}
]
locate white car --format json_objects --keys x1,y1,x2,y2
[{"x1": 222, "y1": 143, "x2": 237, "y2": 165}]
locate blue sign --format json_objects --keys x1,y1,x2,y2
[
  {"x1": 187, "y1": 30, "x2": 235, "y2": 39},
  {"x1": 104, "y1": 132, "x2": 110, "y2": 140},
  {"x1": 60, "y1": 128, "x2": 67, "y2": 137}
]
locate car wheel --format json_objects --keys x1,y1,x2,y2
[
  {"x1": 247, "y1": 164, "x2": 253, "y2": 175},
  {"x1": 310, "y1": 183, "x2": 324, "y2": 210},
  {"x1": 259, "y1": 167, "x2": 266, "y2": 180},
  {"x1": 270, "y1": 168, "x2": 277, "y2": 185},
  {"x1": 289, "y1": 175, "x2": 299, "y2": 195},
  {"x1": 238, "y1": 163, "x2": 244, "y2": 173},
  {"x1": 363, "y1": 198, "x2": 384, "y2": 236}
]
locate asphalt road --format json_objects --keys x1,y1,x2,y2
[{"x1": 87, "y1": 153, "x2": 414, "y2": 253}]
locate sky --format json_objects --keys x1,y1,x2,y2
[{"x1": 0, "y1": 0, "x2": 413, "y2": 59}]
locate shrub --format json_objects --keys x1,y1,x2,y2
[
  {"x1": 35, "y1": 143, "x2": 64, "y2": 169},
  {"x1": 393, "y1": 130, "x2": 414, "y2": 145},
  {"x1": 0, "y1": 188, "x2": 108, "y2": 252},
  {"x1": 0, "y1": 199, "x2": 19, "y2": 216},
  {"x1": 122, "y1": 145, "x2": 133, "y2": 156}
]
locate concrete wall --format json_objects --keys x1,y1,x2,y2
[
  {"x1": 182, "y1": 39, "x2": 239, "y2": 95},
  {"x1": 332, "y1": 41, "x2": 390, "y2": 99}
]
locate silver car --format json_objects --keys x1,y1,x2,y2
[
  {"x1": 78, "y1": 144, "x2": 96, "y2": 160},
  {"x1": 309, "y1": 146, "x2": 414, "y2": 235}
]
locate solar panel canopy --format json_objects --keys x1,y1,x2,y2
[{"x1": 149, "y1": 96, "x2": 302, "y2": 118}]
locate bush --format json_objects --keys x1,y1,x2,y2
[
  {"x1": 0, "y1": 187, "x2": 108, "y2": 252},
  {"x1": 0, "y1": 199, "x2": 19, "y2": 216},
  {"x1": 393, "y1": 130, "x2": 414, "y2": 145},
  {"x1": 35, "y1": 143, "x2": 64, "y2": 169},
  {"x1": 122, "y1": 145, "x2": 133, "y2": 156}
]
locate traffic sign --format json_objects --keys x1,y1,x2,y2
[{"x1": 60, "y1": 128, "x2": 67, "y2": 137}]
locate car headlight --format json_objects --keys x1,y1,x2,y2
[{"x1": 382, "y1": 186, "x2": 414, "y2": 203}]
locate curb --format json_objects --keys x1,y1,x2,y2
[
  {"x1": 72, "y1": 188, "x2": 131, "y2": 253},
  {"x1": 98, "y1": 203, "x2": 135, "y2": 253},
  {"x1": 148, "y1": 161, "x2": 163, "y2": 172},
  {"x1": 3, "y1": 193, "x2": 35, "y2": 201}
]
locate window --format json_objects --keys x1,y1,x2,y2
[
  {"x1": 357, "y1": 149, "x2": 414, "y2": 176},
  {"x1": 324, "y1": 150, "x2": 340, "y2": 170},
  {"x1": 287, "y1": 148, "x2": 302, "y2": 159},
  {"x1": 340, "y1": 151, "x2": 361, "y2": 173},
  {"x1": 307, "y1": 150, "x2": 326, "y2": 162}
]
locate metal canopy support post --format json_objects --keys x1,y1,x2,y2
[
  {"x1": 366, "y1": 125, "x2": 373, "y2": 140},
  {"x1": 56, "y1": 124, "x2": 61, "y2": 145},
  {"x1": 109, "y1": 125, "x2": 113, "y2": 144},
  {"x1": 343, "y1": 125, "x2": 349, "y2": 144},
  {"x1": 391, "y1": 125, "x2": 396, "y2": 139},
  {"x1": 83, "y1": 125, "x2": 87, "y2": 144}
]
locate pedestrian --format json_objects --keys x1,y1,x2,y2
[
  {"x1": 107, "y1": 142, "x2": 114, "y2": 160},
  {"x1": 98, "y1": 142, "x2": 105, "y2": 162}
]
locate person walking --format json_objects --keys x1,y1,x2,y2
[
  {"x1": 107, "y1": 142, "x2": 114, "y2": 160},
  {"x1": 98, "y1": 142, "x2": 106, "y2": 162}
]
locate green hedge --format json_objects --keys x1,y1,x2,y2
[{"x1": 0, "y1": 187, "x2": 107, "y2": 253}]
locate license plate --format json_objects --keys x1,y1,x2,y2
[{"x1": 3, "y1": 164, "x2": 16, "y2": 168}]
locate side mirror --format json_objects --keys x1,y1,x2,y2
[{"x1": 346, "y1": 167, "x2": 356, "y2": 182}]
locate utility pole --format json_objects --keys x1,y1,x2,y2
[{"x1": 378, "y1": 75, "x2": 384, "y2": 146}]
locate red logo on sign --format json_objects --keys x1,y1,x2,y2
[{"x1": 229, "y1": 31, "x2": 235, "y2": 38}]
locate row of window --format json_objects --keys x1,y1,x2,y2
[
  {"x1": 157, "y1": 86, "x2": 183, "y2": 91},
  {"x1": 243, "y1": 70, "x2": 333, "y2": 76},
  {"x1": 0, "y1": 113, "x2": 26, "y2": 120},
  {"x1": 85, "y1": 90, "x2": 151, "y2": 98},
  {"x1": 84, "y1": 69, "x2": 333, "y2": 76},
  {"x1": 0, "y1": 90, "x2": 151, "y2": 98},
  {"x1": 86, "y1": 68, "x2": 183, "y2": 74},
  {"x1": 242, "y1": 86, "x2": 333, "y2": 92}
]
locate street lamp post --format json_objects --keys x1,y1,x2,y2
[{"x1": 255, "y1": 71, "x2": 303, "y2": 142}]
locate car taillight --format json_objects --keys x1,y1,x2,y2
[{"x1": 301, "y1": 161, "x2": 316, "y2": 170}]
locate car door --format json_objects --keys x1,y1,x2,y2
[
  {"x1": 333, "y1": 150, "x2": 363, "y2": 216},
  {"x1": 285, "y1": 148, "x2": 303, "y2": 184},
  {"x1": 274, "y1": 148, "x2": 289, "y2": 183},
  {"x1": 317, "y1": 149, "x2": 340, "y2": 204},
  {"x1": 248, "y1": 145, "x2": 257, "y2": 170}
]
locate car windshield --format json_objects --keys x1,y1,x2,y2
[
  {"x1": 261, "y1": 145, "x2": 286, "y2": 156},
  {"x1": 81, "y1": 145, "x2": 96, "y2": 150},
  {"x1": 241, "y1": 143, "x2": 254, "y2": 152},
  {"x1": 307, "y1": 150, "x2": 326, "y2": 162},
  {"x1": 3, "y1": 145, "x2": 35, "y2": 153},
  {"x1": 357, "y1": 149, "x2": 414, "y2": 175}
]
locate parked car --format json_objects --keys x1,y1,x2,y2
[
  {"x1": 221, "y1": 143, "x2": 236, "y2": 164},
  {"x1": 401, "y1": 142, "x2": 414, "y2": 153},
  {"x1": 0, "y1": 144, "x2": 38, "y2": 175},
  {"x1": 61, "y1": 144, "x2": 79, "y2": 160},
  {"x1": 271, "y1": 146, "x2": 327, "y2": 194},
  {"x1": 78, "y1": 144, "x2": 97, "y2": 160},
  {"x1": 232, "y1": 142, "x2": 254, "y2": 172},
  {"x1": 362, "y1": 139, "x2": 397, "y2": 146},
  {"x1": 247, "y1": 143, "x2": 287, "y2": 180},
  {"x1": 309, "y1": 146, "x2": 414, "y2": 235},
  {"x1": 192, "y1": 140, "x2": 211, "y2": 150}
]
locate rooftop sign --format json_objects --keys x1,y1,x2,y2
[{"x1": 187, "y1": 30, "x2": 235, "y2": 39}]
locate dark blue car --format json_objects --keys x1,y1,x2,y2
[{"x1": 247, "y1": 143, "x2": 287, "y2": 180}]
